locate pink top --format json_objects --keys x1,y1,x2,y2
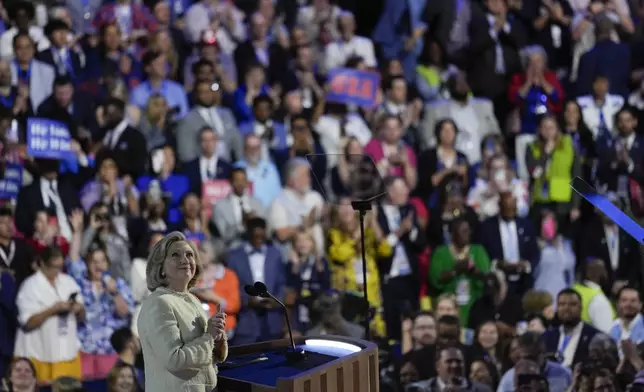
[{"x1": 364, "y1": 139, "x2": 417, "y2": 177}]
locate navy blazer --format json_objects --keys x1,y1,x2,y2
[
  {"x1": 183, "y1": 157, "x2": 232, "y2": 195},
  {"x1": 543, "y1": 323, "x2": 602, "y2": 368},
  {"x1": 226, "y1": 244, "x2": 286, "y2": 345},
  {"x1": 479, "y1": 217, "x2": 540, "y2": 295},
  {"x1": 596, "y1": 133, "x2": 644, "y2": 186},
  {"x1": 576, "y1": 40, "x2": 630, "y2": 98},
  {"x1": 36, "y1": 48, "x2": 84, "y2": 82}
]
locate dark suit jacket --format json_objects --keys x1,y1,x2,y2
[
  {"x1": 36, "y1": 92, "x2": 99, "y2": 142},
  {"x1": 576, "y1": 218, "x2": 642, "y2": 292},
  {"x1": 36, "y1": 47, "x2": 84, "y2": 81},
  {"x1": 543, "y1": 323, "x2": 602, "y2": 368},
  {"x1": 226, "y1": 244, "x2": 286, "y2": 345},
  {"x1": 102, "y1": 126, "x2": 147, "y2": 179},
  {"x1": 183, "y1": 157, "x2": 232, "y2": 196},
  {"x1": 233, "y1": 41, "x2": 290, "y2": 86},
  {"x1": 478, "y1": 217, "x2": 540, "y2": 296},
  {"x1": 466, "y1": 14, "x2": 526, "y2": 99},
  {"x1": 14, "y1": 178, "x2": 81, "y2": 237},
  {"x1": 1, "y1": 238, "x2": 36, "y2": 288},
  {"x1": 376, "y1": 203, "x2": 427, "y2": 289},
  {"x1": 576, "y1": 40, "x2": 630, "y2": 97}
]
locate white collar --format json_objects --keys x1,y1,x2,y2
[
  {"x1": 584, "y1": 280, "x2": 602, "y2": 290},
  {"x1": 621, "y1": 314, "x2": 642, "y2": 332}
]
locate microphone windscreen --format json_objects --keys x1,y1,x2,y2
[
  {"x1": 254, "y1": 281, "x2": 268, "y2": 294},
  {"x1": 244, "y1": 285, "x2": 258, "y2": 296}
]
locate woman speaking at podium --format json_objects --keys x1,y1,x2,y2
[{"x1": 137, "y1": 232, "x2": 228, "y2": 391}]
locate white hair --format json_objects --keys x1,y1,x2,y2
[{"x1": 520, "y1": 45, "x2": 548, "y2": 70}]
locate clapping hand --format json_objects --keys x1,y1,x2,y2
[{"x1": 208, "y1": 307, "x2": 227, "y2": 341}]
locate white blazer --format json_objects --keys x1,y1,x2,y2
[
  {"x1": 137, "y1": 287, "x2": 228, "y2": 392},
  {"x1": 10, "y1": 59, "x2": 55, "y2": 111}
]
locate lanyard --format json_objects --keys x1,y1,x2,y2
[
  {"x1": 0, "y1": 90, "x2": 14, "y2": 108},
  {"x1": 55, "y1": 49, "x2": 75, "y2": 79},
  {"x1": 559, "y1": 334, "x2": 572, "y2": 353},
  {"x1": 15, "y1": 61, "x2": 31, "y2": 84}
]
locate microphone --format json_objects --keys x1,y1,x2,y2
[
  {"x1": 250, "y1": 281, "x2": 306, "y2": 362},
  {"x1": 243, "y1": 284, "x2": 259, "y2": 297}
]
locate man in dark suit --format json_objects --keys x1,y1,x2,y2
[
  {"x1": 479, "y1": 192, "x2": 539, "y2": 297},
  {"x1": 466, "y1": 0, "x2": 527, "y2": 124},
  {"x1": 377, "y1": 176, "x2": 426, "y2": 340},
  {"x1": 183, "y1": 127, "x2": 232, "y2": 195},
  {"x1": 595, "y1": 106, "x2": 644, "y2": 219},
  {"x1": 36, "y1": 75, "x2": 98, "y2": 143},
  {"x1": 577, "y1": 197, "x2": 642, "y2": 296},
  {"x1": 14, "y1": 158, "x2": 81, "y2": 239},
  {"x1": 543, "y1": 289, "x2": 603, "y2": 369},
  {"x1": 576, "y1": 15, "x2": 630, "y2": 98},
  {"x1": 226, "y1": 217, "x2": 286, "y2": 345},
  {"x1": 36, "y1": 19, "x2": 83, "y2": 84},
  {"x1": 233, "y1": 12, "x2": 289, "y2": 86},
  {"x1": 100, "y1": 97, "x2": 147, "y2": 180}
]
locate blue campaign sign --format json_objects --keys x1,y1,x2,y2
[
  {"x1": 326, "y1": 68, "x2": 380, "y2": 108},
  {"x1": 0, "y1": 163, "x2": 23, "y2": 199},
  {"x1": 27, "y1": 118, "x2": 73, "y2": 160}
]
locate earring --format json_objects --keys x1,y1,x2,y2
[{"x1": 160, "y1": 271, "x2": 166, "y2": 278}]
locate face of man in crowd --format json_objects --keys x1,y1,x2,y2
[
  {"x1": 436, "y1": 347, "x2": 464, "y2": 381},
  {"x1": 618, "y1": 289, "x2": 642, "y2": 319},
  {"x1": 412, "y1": 315, "x2": 437, "y2": 346},
  {"x1": 200, "y1": 129, "x2": 218, "y2": 157},
  {"x1": 231, "y1": 170, "x2": 248, "y2": 196},
  {"x1": 557, "y1": 293, "x2": 582, "y2": 327},
  {"x1": 14, "y1": 35, "x2": 35, "y2": 64}
]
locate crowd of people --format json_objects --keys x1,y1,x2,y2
[{"x1": 0, "y1": 0, "x2": 643, "y2": 390}]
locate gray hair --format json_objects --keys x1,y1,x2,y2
[
  {"x1": 146, "y1": 231, "x2": 203, "y2": 291},
  {"x1": 285, "y1": 158, "x2": 309, "y2": 183},
  {"x1": 520, "y1": 45, "x2": 548, "y2": 70}
]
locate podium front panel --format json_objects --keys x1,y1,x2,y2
[{"x1": 217, "y1": 337, "x2": 379, "y2": 392}]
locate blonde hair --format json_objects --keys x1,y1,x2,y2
[
  {"x1": 522, "y1": 290, "x2": 554, "y2": 316},
  {"x1": 146, "y1": 231, "x2": 203, "y2": 291},
  {"x1": 292, "y1": 229, "x2": 317, "y2": 255}
]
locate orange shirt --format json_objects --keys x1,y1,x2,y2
[{"x1": 204, "y1": 267, "x2": 241, "y2": 331}]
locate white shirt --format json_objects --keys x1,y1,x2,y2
[
  {"x1": 557, "y1": 322, "x2": 584, "y2": 368},
  {"x1": 103, "y1": 120, "x2": 129, "y2": 149},
  {"x1": 499, "y1": 219, "x2": 520, "y2": 264},
  {"x1": 585, "y1": 280, "x2": 616, "y2": 333},
  {"x1": 246, "y1": 244, "x2": 266, "y2": 283},
  {"x1": 14, "y1": 270, "x2": 83, "y2": 362},
  {"x1": 617, "y1": 314, "x2": 643, "y2": 341},
  {"x1": 576, "y1": 94, "x2": 625, "y2": 139},
  {"x1": 603, "y1": 224, "x2": 620, "y2": 271},
  {"x1": 269, "y1": 188, "x2": 325, "y2": 258},
  {"x1": 39, "y1": 177, "x2": 73, "y2": 241},
  {"x1": 230, "y1": 193, "x2": 251, "y2": 231},
  {"x1": 199, "y1": 155, "x2": 218, "y2": 182},
  {"x1": 324, "y1": 35, "x2": 377, "y2": 72},
  {"x1": 382, "y1": 204, "x2": 415, "y2": 278}
]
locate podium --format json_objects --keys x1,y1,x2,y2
[{"x1": 216, "y1": 336, "x2": 379, "y2": 392}]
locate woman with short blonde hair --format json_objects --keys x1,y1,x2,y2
[{"x1": 137, "y1": 231, "x2": 227, "y2": 392}]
